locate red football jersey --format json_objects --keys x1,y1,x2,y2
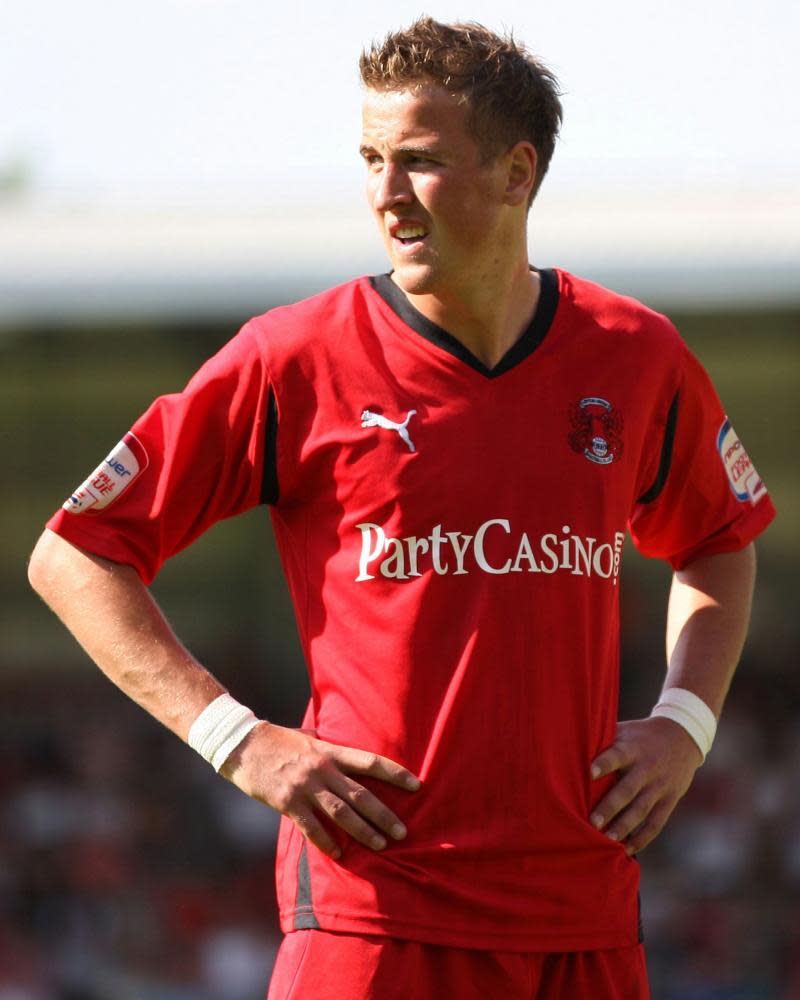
[{"x1": 47, "y1": 269, "x2": 775, "y2": 951}]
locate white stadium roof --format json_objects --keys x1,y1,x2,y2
[{"x1": 1, "y1": 186, "x2": 798, "y2": 327}]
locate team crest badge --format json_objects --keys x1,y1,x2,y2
[{"x1": 569, "y1": 397, "x2": 624, "y2": 465}]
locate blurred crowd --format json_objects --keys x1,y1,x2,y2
[
  {"x1": 0, "y1": 674, "x2": 280, "y2": 1000},
  {"x1": 641, "y1": 699, "x2": 800, "y2": 998},
  {"x1": 1, "y1": 649, "x2": 797, "y2": 999}
]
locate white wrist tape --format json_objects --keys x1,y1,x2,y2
[
  {"x1": 187, "y1": 693, "x2": 260, "y2": 772},
  {"x1": 651, "y1": 687, "x2": 717, "y2": 762}
]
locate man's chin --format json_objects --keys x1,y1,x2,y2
[{"x1": 389, "y1": 262, "x2": 439, "y2": 297}]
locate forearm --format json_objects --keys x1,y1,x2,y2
[
  {"x1": 663, "y1": 542, "x2": 757, "y2": 717},
  {"x1": 28, "y1": 529, "x2": 224, "y2": 740},
  {"x1": 590, "y1": 543, "x2": 758, "y2": 852},
  {"x1": 29, "y1": 529, "x2": 420, "y2": 856}
]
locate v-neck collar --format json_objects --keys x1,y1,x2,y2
[{"x1": 368, "y1": 267, "x2": 559, "y2": 379}]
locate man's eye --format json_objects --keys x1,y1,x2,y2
[{"x1": 409, "y1": 155, "x2": 440, "y2": 167}]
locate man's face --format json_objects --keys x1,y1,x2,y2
[{"x1": 360, "y1": 83, "x2": 512, "y2": 299}]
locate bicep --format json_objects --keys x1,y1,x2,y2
[
  {"x1": 29, "y1": 527, "x2": 153, "y2": 634},
  {"x1": 29, "y1": 527, "x2": 137, "y2": 596}
]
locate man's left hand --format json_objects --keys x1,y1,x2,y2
[{"x1": 589, "y1": 716, "x2": 703, "y2": 856}]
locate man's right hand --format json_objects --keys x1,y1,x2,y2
[{"x1": 219, "y1": 722, "x2": 421, "y2": 859}]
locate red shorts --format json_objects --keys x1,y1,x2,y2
[{"x1": 267, "y1": 930, "x2": 649, "y2": 1000}]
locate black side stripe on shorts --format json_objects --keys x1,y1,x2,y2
[
  {"x1": 637, "y1": 391, "x2": 679, "y2": 506},
  {"x1": 637, "y1": 891, "x2": 645, "y2": 943},
  {"x1": 294, "y1": 841, "x2": 321, "y2": 930},
  {"x1": 260, "y1": 387, "x2": 279, "y2": 506}
]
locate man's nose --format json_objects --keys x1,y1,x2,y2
[{"x1": 371, "y1": 162, "x2": 413, "y2": 212}]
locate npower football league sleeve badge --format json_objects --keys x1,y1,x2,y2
[{"x1": 63, "y1": 433, "x2": 148, "y2": 514}]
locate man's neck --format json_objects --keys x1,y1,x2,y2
[{"x1": 397, "y1": 262, "x2": 541, "y2": 371}]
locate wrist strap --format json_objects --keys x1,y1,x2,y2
[
  {"x1": 187, "y1": 693, "x2": 260, "y2": 772},
  {"x1": 651, "y1": 687, "x2": 717, "y2": 762}
]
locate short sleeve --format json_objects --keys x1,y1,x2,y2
[
  {"x1": 46, "y1": 321, "x2": 276, "y2": 584},
  {"x1": 628, "y1": 344, "x2": 776, "y2": 570}
]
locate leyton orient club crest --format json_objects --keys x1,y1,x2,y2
[{"x1": 568, "y1": 397, "x2": 624, "y2": 465}]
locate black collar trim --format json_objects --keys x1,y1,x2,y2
[{"x1": 368, "y1": 268, "x2": 559, "y2": 378}]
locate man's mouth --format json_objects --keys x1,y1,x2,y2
[{"x1": 391, "y1": 224, "x2": 429, "y2": 246}]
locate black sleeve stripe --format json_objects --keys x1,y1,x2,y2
[
  {"x1": 260, "y1": 387, "x2": 279, "y2": 506},
  {"x1": 637, "y1": 390, "x2": 679, "y2": 506}
]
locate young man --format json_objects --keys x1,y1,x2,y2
[{"x1": 29, "y1": 18, "x2": 774, "y2": 1000}]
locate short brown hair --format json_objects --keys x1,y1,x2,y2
[{"x1": 359, "y1": 17, "x2": 563, "y2": 202}]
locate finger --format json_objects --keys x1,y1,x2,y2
[
  {"x1": 591, "y1": 743, "x2": 633, "y2": 780},
  {"x1": 603, "y1": 791, "x2": 658, "y2": 844},
  {"x1": 624, "y1": 802, "x2": 673, "y2": 856},
  {"x1": 590, "y1": 774, "x2": 642, "y2": 832},
  {"x1": 328, "y1": 746, "x2": 421, "y2": 792},
  {"x1": 292, "y1": 810, "x2": 342, "y2": 860},
  {"x1": 315, "y1": 789, "x2": 389, "y2": 851},
  {"x1": 334, "y1": 774, "x2": 408, "y2": 840}
]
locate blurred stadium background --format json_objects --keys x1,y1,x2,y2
[{"x1": 3, "y1": 0, "x2": 799, "y2": 992}]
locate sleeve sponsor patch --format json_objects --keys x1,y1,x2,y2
[
  {"x1": 63, "y1": 433, "x2": 148, "y2": 514},
  {"x1": 717, "y1": 418, "x2": 767, "y2": 505}
]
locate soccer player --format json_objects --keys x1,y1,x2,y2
[{"x1": 28, "y1": 18, "x2": 775, "y2": 1000}]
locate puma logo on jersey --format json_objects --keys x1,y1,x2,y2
[{"x1": 361, "y1": 409, "x2": 417, "y2": 453}]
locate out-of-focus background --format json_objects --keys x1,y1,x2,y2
[{"x1": 3, "y1": 1, "x2": 798, "y2": 997}]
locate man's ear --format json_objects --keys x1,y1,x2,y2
[{"x1": 504, "y1": 142, "x2": 537, "y2": 208}]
